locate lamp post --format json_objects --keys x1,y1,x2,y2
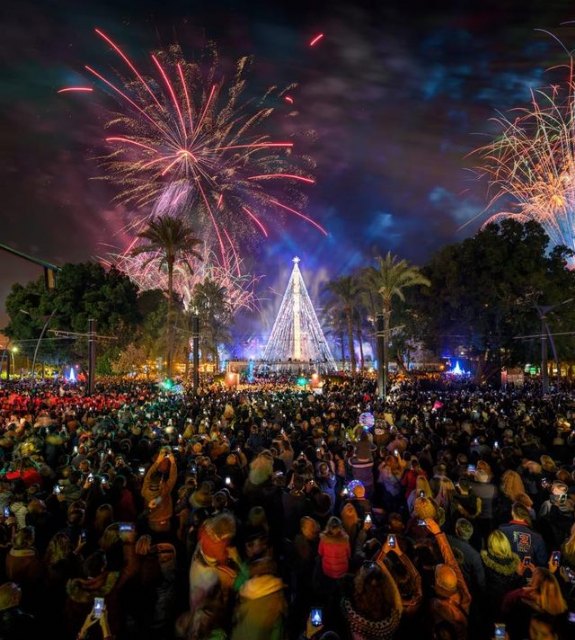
[{"x1": 27, "y1": 309, "x2": 57, "y2": 383}]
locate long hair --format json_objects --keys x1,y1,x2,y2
[
  {"x1": 501, "y1": 470, "x2": 526, "y2": 501},
  {"x1": 533, "y1": 568, "x2": 568, "y2": 616},
  {"x1": 353, "y1": 562, "x2": 395, "y2": 620},
  {"x1": 435, "y1": 478, "x2": 456, "y2": 509},
  {"x1": 44, "y1": 532, "x2": 73, "y2": 565}
]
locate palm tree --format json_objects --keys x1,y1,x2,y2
[
  {"x1": 363, "y1": 252, "x2": 430, "y2": 395},
  {"x1": 132, "y1": 215, "x2": 203, "y2": 379},
  {"x1": 191, "y1": 278, "x2": 232, "y2": 372},
  {"x1": 324, "y1": 275, "x2": 360, "y2": 373}
]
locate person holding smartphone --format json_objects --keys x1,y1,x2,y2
[
  {"x1": 501, "y1": 567, "x2": 568, "y2": 640},
  {"x1": 141, "y1": 448, "x2": 177, "y2": 533}
]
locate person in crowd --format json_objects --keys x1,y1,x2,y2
[
  {"x1": 141, "y1": 448, "x2": 177, "y2": 535},
  {"x1": 502, "y1": 567, "x2": 568, "y2": 639},
  {"x1": 341, "y1": 546, "x2": 403, "y2": 640},
  {"x1": 231, "y1": 557, "x2": 287, "y2": 640},
  {"x1": 0, "y1": 581, "x2": 37, "y2": 639},
  {"x1": 447, "y1": 518, "x2": 485, "y2": 595},
  {"x1": 480, "y1": 530, "x2": 524, "y2": 623},
  {"x1": 470, "y1": 469, "x2": 498, "y2": 546},
  {"x1": 5, "y1": 526, "x2": 43, "y2": 612},
  {"x1": 499, "y1": 502, "x2": 548, "y2": 566}
]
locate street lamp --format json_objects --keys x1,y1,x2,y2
[{"x1": 20, "y1": 308, "x2": 58, "y2": 382}]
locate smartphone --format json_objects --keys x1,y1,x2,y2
[
  {"x1": 552, "y1": 551, "x2": 561, "y2": 565},
  {"x1": 418, "y1": 519, "x2": 426, "y2": 526},
  {"x1": 119, "y1": 523, "x2": 135, "y2": 533},
  {"x1": 310, "y1": 607, "x2": 323, "y2": 627},
  {"x1": 467, "y1": 465, "x2": 476, "y2": 473},
  {"x1": 225, "y1": 476, "x2": 231, "y2": 486},
  {"x1": 568, "y1": 611, "x2": 575, "y2": 624},
  {"x1": 365, "y1": 514, "x2": 372, "y2": 525},
  {"x1": 138, "y1": 466, "x2": 146, "y2": 476},
  {"x1": 494, "y1": 623, "x2": 506, "y2": 638},
  {"x1": 419, "y1": 490, "x2": 425, "y2": 498},
  {"x1": 87, "y1": 473, "x2": 94, "y2": 483},
  {"x1": 80, "y1": 531, "x2": 87, "y2": 543},
  {"x1": 494, "y1": 441, "x2": 499, "y2": 449},
  {"x1": 53, "y1": 485, "x2": 62, "y2": 495},
  {"x1": 388, "y1": 534, "x2": 396, "y2": 548},
  {"x1": 523, "y1": 556, "x2": 531, "y2": 566},
  {"x1": 93, "y1": 597, "x2": 105, "y2": 619},
  {"x1": 3, "y1": 506, "x2": 10, "y2": 518}
]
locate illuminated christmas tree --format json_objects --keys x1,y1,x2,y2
[{"x1": 262, "y1": 257, "x2": 337, "y2": 370}]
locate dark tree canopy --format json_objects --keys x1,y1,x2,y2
[
  {"x1": 4, "y1": 262, "x2": 141, "y2": 363},
  {"x1": 417, "y1": 219, "x2": 575, "y2": 370}
]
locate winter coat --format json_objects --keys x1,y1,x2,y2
[
  {"x1": 480, "y1": 550, "x2": 522, "y2": 618},
  {"x1": 499, "y1": 521, "x2": 547, "y2": 566},
  {"x1": 318, "y1": 532, "x2": 350, "y2": 579},
  {"x1": 5, "y1": 548, "x2": 43, "y2": 610},
  {"x1": 231, "y1": 574, "x2": 287, "y2": 640}
]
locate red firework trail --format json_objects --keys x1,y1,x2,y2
[
  {"x1": 309, "y1": 33, "x2": 324, "y2": 47},
  {"x1": 57, "y1": 87, "x2": 93, "y2": 93}
]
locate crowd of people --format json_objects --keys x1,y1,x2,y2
[{"x1": 0, "y1": 376, "x2": 574, "y2": 640}]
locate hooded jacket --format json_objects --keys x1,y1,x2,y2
[{"x1": 231, "y1": 574, "x2": 286, "y2": 640}]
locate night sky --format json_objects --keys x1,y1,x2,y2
[{"x1": 2, "y1": 0, "x2": 575, "y2": 334}]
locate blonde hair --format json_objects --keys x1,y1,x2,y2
[
  {"x1": 533, "y1": 568, "x2": 568, "y2": 616},
  {"x1": 501, "y1": 470, "x2": 526, "y2": 501},
  {"x1": 487, "y1": 530, "x2": 514, "y2": 560},
  {"x1": 435, "y1": 477, "x2": 456, "y2": 509},
  {"x1": 44, "y1": 532, "x2": 72, "y2": 565}
]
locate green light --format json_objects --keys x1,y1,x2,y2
[
  {"x1": 161, "y1": 378, "x2": 173, "y2": 390},
  {"x1": 297, "y1": 377, "x2": 307, "y2": 387}
]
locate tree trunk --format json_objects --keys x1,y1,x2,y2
[
  {"x1": 383, "y1": 302, "x2": 391, "y2": 397},
  {"x1": 346, "y1": 309, "x2": 356, "y2": 373},
  {"x1": 339, "y1": 330, "x2": 345, "y2": 367},
  {"x1": 357, "y1": 315, "x2": 364, "y2": 371},
  {"x1": 166, "y1": 261, "x2": 174, "y2": 379}
]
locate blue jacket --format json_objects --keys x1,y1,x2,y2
[{"x1": 499, "y1": 521, "x2": 547, "y2": 566}]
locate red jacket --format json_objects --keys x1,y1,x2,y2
[{"x1": 318, "y1": 532, "x2": 350, "y2": 579}]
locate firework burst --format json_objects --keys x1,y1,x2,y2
[
  {"x1": 63, "y1": 30, "x2": 327, "y2": 275},
  {"x1": 109, "y1": 242, "x2": 260, "y2": 313},
  {"x1": 474, "y1": 54, "x2": 575, "y2": 260}
]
